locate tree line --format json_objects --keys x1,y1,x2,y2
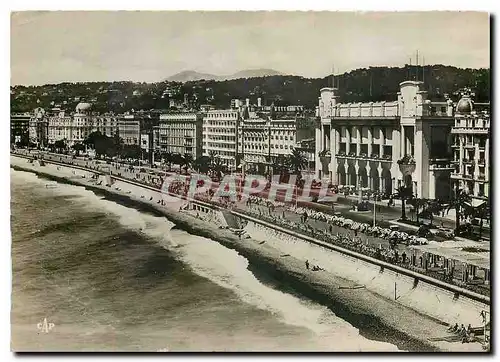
[{"x1": 11, "y1": 64, "x2": 490, "y2": 113}]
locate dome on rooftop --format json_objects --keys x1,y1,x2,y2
[
  {"x1": 456, "y1": 96, "x2": 473, "y2": 114},
  {"x1": 75, "y1": 102, "x2": 92, "y2": 113}
]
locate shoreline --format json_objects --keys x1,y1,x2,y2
[{"x1": 10, "y1": 158, "x2": 487, "y2": 352}]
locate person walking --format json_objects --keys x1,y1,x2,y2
[{"x1": 305, "y1": 260, "x2": 310, "y2": 270}]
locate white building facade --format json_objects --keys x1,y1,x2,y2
[
  {"x1": 155, "y1": 112, "x2": 203, "y2": 158},
  {"x1": 450, "y1": 94, "x2": 490, "y2": 205},
  {"x1": 315, "y1": 81, "x2": 456, "y2": 200},
  {"x1": 47, "y1": 102, "x2": 118, "y2": 146},
  {"x1": 269, "y1": 118, "x2": 297, "y2": 157},
  {"x1": 203, "y1": 109, "x2": 240, "y2": 168}
]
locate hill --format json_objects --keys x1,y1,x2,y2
[
  {"x1": 11, "y1": 64, "x2": 490, "y2": 113},
  {"x1": 166, "y1": 70, "x2": 219, "y2": 82},
  {"x1": 165, "y1": 68, "x2": 284, "y2": 82},
  {"x1": 227, "y1": 69, "x2": 284, "y2": 80}
]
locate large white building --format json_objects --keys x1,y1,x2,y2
[
  {"x1": 117, "y1": 114, "x2": 141, "y2": 146},
  {"x1": 155, "y1": 112, "x2": 203, "y2": 158},
  {"x1": 269, "y1": 118, "x2": 297, "y2": 157},
  {"x1": 315, "y1": 81, "x2": 457, "y2": 200},
  {"x1": 203, "y1": 109, "x2": 241, "y2": 168},
  {"x1": 236, "y1": 111, "x2": 315, "y2": 173},
  {"x1": 450, "y1": 92, "x2": 490, "y2": 205},
  {"x1": 47, "y1": 102, "x2": 118, "y2": 146}
]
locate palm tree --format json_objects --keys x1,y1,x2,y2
[
  {"x1": 193, "y1": 155, "x2": 211, "y2": 174},
  {"x1": 446, "y1": 186, "x2": 473, "y2": 233},
  {"x1": 162, "y1": 152, "x2": 174, "y2": 171},
  {"x1": 71, "y1": 142, "x2": 85, "y2": 156},
  {"x1": 180, "y1": 154, "x2": 193, "y2": 174},
  {"x1": 112, "y1": 133, "x2": 123, "y2": 156},
  {"x1": 287, "y1": 148, "x2": 308, "y2": 178},
  {"x1": 171, "y1": 153, "x2": 184, "y2": 172},
  {"x1": 408, "y1": 197, "x2": 427, "y2": 224},
  {"x1": 54, "y1": 139, "x2": 67, "y2": 153},
  {"x1": 271, "y1": 154, "x2": 289, "y2": 182},
  {"x1": 208, "y1": 150, "x2": 217, "y2": 166},
  {"x1": 393, "y1": 185, "x2": 413, "y2": 220},
  {"x1": 473, "y1": 200, "x2": 490, "y2": 240},
  {"x1": 211, "y1": 156, "x2": 224, "y2": 180},
  {"x1": 421, "y1": 199, "x2": 444, "y2": 227}
]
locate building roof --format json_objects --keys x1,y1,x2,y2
[
  {"x1": 75, "y1": 102, "x2": 92, "y2": 113},
  {"x1": 411, "y1": 242, "x2": 490, "y2": 270},
  {"x1": 456, "y1": 96, "x2": 474, "y2": 114}
]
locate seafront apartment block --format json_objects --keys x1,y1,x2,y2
[
  {"x1": 450, "y1": 94, "x2": 490, "y2": 205},
  {"x1": 315, "y1": 81, "x2": 464, "y2": 201},
  {"x1": 202, "y1": 109, "x2": 240, "y2": 169},
  {"x1": 155, "y1": 112, "x2": 203, "y2": 159}
]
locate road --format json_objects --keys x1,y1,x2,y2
[{"x1": 18, "y1": 150, "x2": 489, "y2": 241}]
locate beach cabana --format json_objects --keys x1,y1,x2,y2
[{"x1": 409, "y1": 243, "x2": 490, "y2": 288}]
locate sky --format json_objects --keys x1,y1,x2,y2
[{"x1": 10, "y1": 11, "x2": 490, "y2": 86}]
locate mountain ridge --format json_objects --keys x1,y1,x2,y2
[{"x1": 166, "y1": 68, "x2": 284, "y2": 82}]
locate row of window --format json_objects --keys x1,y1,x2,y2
[
  {"x1": 204, "y1": 113, "x2": 238, "y2": 119},
  {"x1": 204, "y1": 136, "x2": 236, "y2": 142},
  {"x1": 204, "y1": 143, "x2": 236, "y2": 149},
  {"x1": 203, "y1": 127, "x2": 235, "y2": 134},
  {"x1": 159, "y1": 129, "x2": 195, "y2": 137},
  {"x1": 454, "y1": 118, "x2": 490, "y2": 129},
  {"x1": 160, "y1": 124, "x2": 196, "y2": 130},
  {"x1": 203, "y1": 149, "x2": 235, "y2": 159},
  {"x1": 456, "y1": 180, "x2": 487, "y2": 197},
  {"x1": 334, "y1": 126, "x2": 394, "y2": 140},
  {"x1": 453, "y1": 135, "x2": 487, "y2": 147},
  {"x1": 454, "y1": 149, "x2": 487, "y2": 161}
]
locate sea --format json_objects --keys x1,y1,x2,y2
[{"x1": 10, "y1": 168, "x2": 400, "y2": 352}]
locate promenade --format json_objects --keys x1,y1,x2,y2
[{"x1": 15, "y1": 150, "x2": 490, "y2": 299}]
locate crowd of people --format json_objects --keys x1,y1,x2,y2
[
  {"x1": 243, "y1": 205, "x2": 405, "y2": 264},
  {"x1": 288, "y1": 207, "x2": 429, "y2": 246}
]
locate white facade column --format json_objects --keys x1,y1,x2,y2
[
  {"x1": 428, "y1": 173, "x2": 435, "y2": 199},
  {"x1": 330, "y1": 126, "x2": 336, "y2": 183},
  {"x1": 315, "y1": 125, "x2": 322, "y2": 179},
  {"x1": 459, "y1": 136, "x2": 464, "y2": 177},
  {"x1": 356, "y1": 126, "x2": 361, "y2": 156},
  {"x1": 346, "y1": 127, "x2": 351, "y2": 154},
  {"x1": 485, "y1": 137, "x2": 489, "y2": 180},
  {"x1": 377, "y1": 165, "x2": 383, "y2": 193},
  {"x1": 379, "y1": 127, "x2": 385, "y2": 158},
  {"x1": 368, "y1": 127, "x2": 373, "y2": 156},
  {"x1": 474, "y1": 142, "x2": 480, "y2": 196},
  {"x1": 392, "y1": 128, "x2": 401, "y2": 163},
  {"x1": 354, "y1": 162, "x2": 359, "y2": 187},
  {"x1": 400, "y1": 126, "x2": 406, "y2": 157},
  {"x1": 335, "y1": 127, "x2": 340, "y2": 155},
  {"x1": 414, "y1": 122, "x2": 429, "y2": 199}
]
